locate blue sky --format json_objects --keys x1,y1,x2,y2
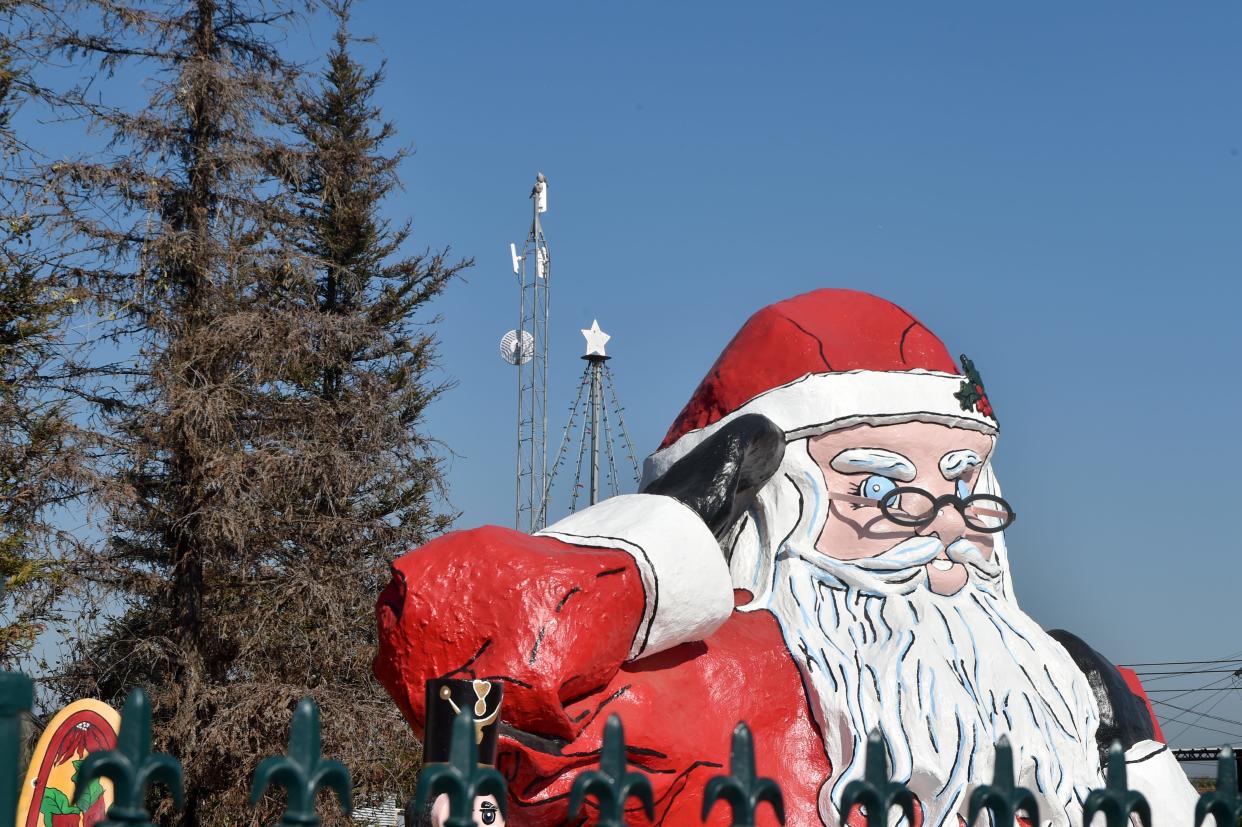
[
  {"x1": 328, "y1": 1, "x2": 1240, "y2": 748},
  {"x1": 24, "y1": 2, "x2": 1242, "y2": 749}
]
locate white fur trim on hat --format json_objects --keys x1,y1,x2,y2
[{"x1": 643, "y1": 369, "x2": 997, "y2": 485}]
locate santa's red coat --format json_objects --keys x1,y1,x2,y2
[
  {"x1": 374, "y1": 518, "x2": 1165, "y2": 827},
  {"x1": 375, "y1": 524, "x2": 830, "y2": 827}
]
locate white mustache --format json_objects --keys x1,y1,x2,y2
[
  {"x1": 848, "y1": 534, "x2": 942, "y2": 573},
  {"x1": 788, "y1": 533, "x2": 1002, "y2": 594},
  {"x1": 945, "y1": 536, "x2": 1003, "y2": 579}
]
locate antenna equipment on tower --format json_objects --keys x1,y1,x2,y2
[{"x1": 502, "y1": 173, "x2": 552, "y2": 532}]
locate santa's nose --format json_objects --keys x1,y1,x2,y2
[{"x1": 919, "y1": 501, "x2": 967, "y2": 544}]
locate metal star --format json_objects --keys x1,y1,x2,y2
[{"x1": 581, "y1": 319, "x2": 610, "y2": 357}]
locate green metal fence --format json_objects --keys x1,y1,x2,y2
[
  {"x1": 409, "y1": 711, "x2": 1238, "y2": 827},
  {"x1": 0, "y1": 673, "x2": 1239, "y2": 827}
]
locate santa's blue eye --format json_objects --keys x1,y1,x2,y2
[
  {"x1": 860, "y1": 475, "x2": 897, "y2": 502},
  {"x1": 956, "y1": 479, "x2": 971, "y2": 499}
]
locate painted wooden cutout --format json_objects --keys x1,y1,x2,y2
[
  {"x1": 17, "y1": 699, "x2": 119, "y2": 827},
  {"x1": 375, "y1": 289, "x2": 1199, "y2": 827}
]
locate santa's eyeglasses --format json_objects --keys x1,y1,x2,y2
[{"x1": 833, "y1": 486, "x2": 1016, "y2": 533}]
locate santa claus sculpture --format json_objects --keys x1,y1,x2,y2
[{"x1": 375, "y1": 289, "x2": 1198, "y2": 827}]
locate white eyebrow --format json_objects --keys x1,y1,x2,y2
[
  {"x1": 940, "y1": 450, "x2": 982, "y2": 480},
  {"x1": 829, "y1": 448, "x2": 916, "y2": 482}
]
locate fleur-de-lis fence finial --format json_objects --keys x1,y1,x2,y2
[
  {"x1": 73, "y1": 688, "x2": 184, "y2": 827},
  {"x1": 1194, "y1": 746, "x2": 1241, "y2": 827},
  {"x1": 1083, "y1": 741, "x2": 1150, "y2": 827},
  {"x1": 701, "y1": 723, "x2": 784, "y2": 827},
  {"x1": 838, "y1": 729, "x2": 915, "y2": 827},
  {"x1": 250, "y1": 696, "x2": 352, "y2": 826},
  {"x1": 568, "y1": 715, "x2": 654, "y2": 827},
  {"x1": 414, "y1": 708, "x2": 508, "y2": 827},
  {"x1": 967, "y1": 736, "x2": 1040, "y2": 827}
]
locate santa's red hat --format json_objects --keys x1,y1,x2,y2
[{"x1": 643, "y1": 288, "x2": 998, "y2": 482}]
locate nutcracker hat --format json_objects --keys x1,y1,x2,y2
[{"x1": 642, "y1": 288, "x2": 998, "y2": 482}]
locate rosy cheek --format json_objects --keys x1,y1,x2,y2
[{"x1": 817, "y1": 515, "x2": 893, "y2": 560}]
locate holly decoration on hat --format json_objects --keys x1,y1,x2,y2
[{"x1": 954, "y1": 355, "x2": 995, "y2": 421}]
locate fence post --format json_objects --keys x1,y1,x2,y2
[
  {"x1": 966, "y1": 736, "x2": 1039, "y2": 827},
  {"x1": 250, "y1": 696, "x2": 351, "y2": 827},
  {"x1": 1083, "y1": 742, "x2": 1150, "y2": 827},
  {"x1": 0, "y1": 672, "x2": 33, "y2": 827},
  {"x1": 838, "y1": 730, "x2": 915, "y2": 827},
  {"x1": 702, "y1": 723, "x2": 785, "y2": 827},
  {"x1": 414, "y1": 709, "x2": 508, "y2": 827},
  {"x1": 1194, "y1": 747, "x2": 1241, "y2": 827},
  {"x1": 567, "y1": 715, "x2": 654, "y2": 827}
]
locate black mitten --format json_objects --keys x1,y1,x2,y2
[
  {"x1": 1047, "y1": 629, "x2": 1156, "y2": 760},
  {"x1": 641, "y1": 414, "x2": 785, "y2": 548}
]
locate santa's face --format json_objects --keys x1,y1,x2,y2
[
  {"x1": 808, "y1": 421, "x2": 997, "y2": 596},
  {"x1": 758, "y1": 422, "x2": 1099, "y2": 827}
]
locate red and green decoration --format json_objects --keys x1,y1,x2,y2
[
  {"x1": 16, "y1": 699, "x2": 120, "y2": 827},
  {"x1": 954, "y1": 355, "x2": 995, "y2": 422},
  {"x1": 40, "y1": 760, "x2": 105, "y2": 827}
]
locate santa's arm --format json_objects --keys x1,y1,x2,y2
[
  {"x1": 1048, "y1": 630, "x2": 1200, "y2": 827},
  {"x1": 1047, "y1": 630, "x2": 1160, "y2": 749},
  {"x1": 374, "y1": 494, "x2": 731, "y2": 742},
  {"x1": 1114, "y1": 668, "x2": 1203, "y2": 827}
]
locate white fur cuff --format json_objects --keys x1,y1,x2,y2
[
  {"x1": 538, "y1": 494, "x2": 734, "y2": 660},
  {"x1": 1124, "y1": 740, "x2": 1200, "y2": 827}
]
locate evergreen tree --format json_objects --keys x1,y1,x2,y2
[
  {"x1": 0, "y1": 222, "x2": 77, "y2": 669},
  {"x1": 47, "y1": 0, "x2": 340, "y2": 823},
  {"x1": 0, "y1": 0, "x2": 83, "y2": 671},
  {"x1": 46, "y1": 1, "x2": 462, "y2": 822},
  {"x1": 251, "y1": 0, "x2": 468, "y2": 803}
]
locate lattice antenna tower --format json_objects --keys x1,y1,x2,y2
[
  {"x1": 499, "y1": 173, "x2": 551, "y2": 532},
  {"x1": 539, "y1": 320, "x2": 641, "y2": 525}
]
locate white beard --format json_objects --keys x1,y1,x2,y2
[{"x1": 728, "y1": 443, "x2": 1102, "y2": 827}]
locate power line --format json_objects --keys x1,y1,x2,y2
[
  {"x1": 1140, "y1": 671, "x2": 1225, "y2": 684},
  {"x1": 1147, "y1": 671, "x2": 1241, "y2": 703},
  {"x1": 1150, "y1": 699, "x2": 1242, "y2": 730},
  {"x1": 1165, "y1": 685, "x2": 1238, "y2": 743},
  {"x1": 1132, "y1": 650, "x2": 1242, "y2": 680},
  {"x1": 1135, "y1": 669, "x2": 1242, "y2": 676},
  {"x1": 1146, "y1": 687, "x2": 1242, "y2": 693},
  {"x1": 1155, "y1": 692, "x2": 1242, "y2": 737},
  {"x1": 1167, "y1": 720, "x2": 1242, "y2": 742},
  {"x1": 1121, "y1": 659, "x2": 1242, "y2": 668}
]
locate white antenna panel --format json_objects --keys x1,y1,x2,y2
[{"x1": 499, "y1": 329, "x2": 535, "y2": 366}]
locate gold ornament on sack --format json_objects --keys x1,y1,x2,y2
[{"x1": 439, "y1": 681, "x2": 500, "y2": 743}]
